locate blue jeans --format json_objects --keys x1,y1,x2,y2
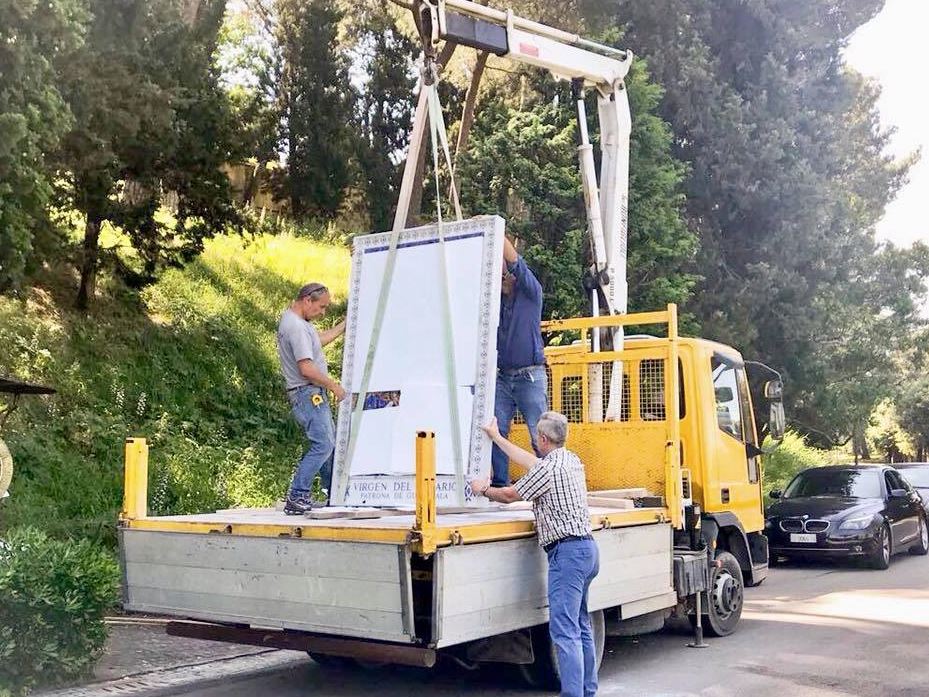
[
  {"x1": 287, "y1": 385, "x2": 334, "y2": 499},
  {"x1": 492, "y1": 365, "x2": 548, "y2": 486},
  {"x1": 547, "y1": 538, "x2": 600, "y2": 697}
]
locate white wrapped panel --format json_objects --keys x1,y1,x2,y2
[{"x1": 334, "y1": 216, "x2": 504, "y2": 506}]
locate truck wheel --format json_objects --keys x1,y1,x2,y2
[
  {"x1": 517, "y1": 609, "x2": 605, "y2": 689},
  {"x1": 307, "y1": 652, "x2": 352, "y2": 669},
  {"x1": 0, "y1": 438, "x2": 12, "y2": 499},
  {"x1": 909, "y1": 516, "x2": 928, "y2": 556},
  {"x1": 868, "y1": 524, "x2": 892, "y2": 569},
  {"x1": 694, "y1": 551, "x2": 743, "y2": 637}
]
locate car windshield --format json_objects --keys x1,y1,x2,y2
[
  {"x1": 900, "y1": 466, "x2": 929, "y2": 488},
  {"x1": 783, "y1": 469, "x2": 882, "y2": 499}
]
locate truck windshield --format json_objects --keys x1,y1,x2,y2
[{"x1": 784, "y1": 469, "x2": 882, "y2": 499}]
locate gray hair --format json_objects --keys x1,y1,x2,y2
[
  {"x1": 537, "y1": 411, "x2": 568, "y2": 447},
  {"x1": 297, "y1": 282, "x2": 329, "y2": 301}
]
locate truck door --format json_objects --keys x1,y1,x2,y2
[{"x1": 710, "y1": 355, "x2": 761, "y2": 519}]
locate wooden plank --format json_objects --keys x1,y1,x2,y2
[
  {"x1": 124, "y1": 562, "x2": 403, "y2": 613},
  {"x1": 587, "y1": 496, "x2": 634, "y2": 509},
  {"x1": 591, "y1": 488, "x2": 650, "y2": 499},
  {"x1": 122, "y1": 531, "x2": 403, "y2": 583},
  {"x1": 125, "y1": 587, "x2": 409, "y2": 643}
]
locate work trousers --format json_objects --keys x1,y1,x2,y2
[
  {"x1": 547, "y1": 537, "x2": 600, "y2": 697},
  {"x1": 491, "y1": 365, "x2": 548, "y2": 486},
  {"x1": 286, "y1": 384, "x2": 334, "y2": 499}
]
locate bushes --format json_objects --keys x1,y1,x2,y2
[
  {"x1": 762, "y1": 430, "x2": 828, "y2": 497},
  {"x1": 0, "y1": 527, "x2": 119, "y2": 696}
]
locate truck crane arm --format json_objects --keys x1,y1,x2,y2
[{"x1": 412, "y1": 0, "x2": 633, "y2": 420}]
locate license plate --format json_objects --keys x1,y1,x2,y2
[{"x1": 790, "y1": 533, "x2": 817, "y2": 543}]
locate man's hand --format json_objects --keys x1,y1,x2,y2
[
  {"x1": 331, "y1": 383, "x2": 347, "y2": 402},
  {"x1": 482, "y1": 417, "x2": 501, "y2": 442},
  {"x1": 469, "y1": 477, "x2": 490, "y2": 496}
]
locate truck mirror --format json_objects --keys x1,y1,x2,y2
[
  {"x1": 764, "y1": 379, "x2": 783, "y2": 400},
  {"x1": 714, "y1": 386, "x2": 734, "y2": 402},
  {"x1": 769, "y1": 402, "x2": 786, "y2": 441},
  {"x1": 769, "y1": 490, "x2": 782, "y2": 499}
]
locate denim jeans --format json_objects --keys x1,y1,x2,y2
[
  {"x1": 547, "y1": 538, "x2": 600, "y2": 697},
  {"x1": 286, "y1": 384, "x2": 334, "y2": 498},
  {"x1": 491, "y1": 365, "x2": 548, "y2": 486}
]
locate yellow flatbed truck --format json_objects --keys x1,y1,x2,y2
[{"x1": 118, "y1": 306, "x2": 784, "y2": 684}]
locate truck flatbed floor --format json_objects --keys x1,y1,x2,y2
[{"x1": 122, "y1": 504, "x2": 670, "y2": 546}]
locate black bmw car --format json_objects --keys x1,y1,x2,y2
[{"x1": 765, "y1": 464, "x2": 928, "y2": 569}]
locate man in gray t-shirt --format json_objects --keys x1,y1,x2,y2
[{"x1": 277, "y1": 282, "x2": 346, "y2": 515}]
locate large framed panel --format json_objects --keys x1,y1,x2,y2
[{"x1": 333, "y1": 216, "x2": 504, "y2": 506}]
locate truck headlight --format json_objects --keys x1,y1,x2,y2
[{"x1": 839, "y1": 515, "x2": 875, "y2": 531}]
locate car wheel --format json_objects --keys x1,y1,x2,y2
[
  {"x1": 909, "y1": 516, "x2": 929, "y2": 556},
  {"x1": 691, "y1": 551, "x2": 743, "y2": 637},
  {"x1": 868, "y1": 523, "x2": 892, "y2": 570}
]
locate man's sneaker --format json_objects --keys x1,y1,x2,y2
[{"x1": 283, "y1": 495, "x2": 321, "y2": 515}]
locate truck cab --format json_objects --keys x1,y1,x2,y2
[{"x1": 509, "y1": 308, "x2": 784, "y2": 631}]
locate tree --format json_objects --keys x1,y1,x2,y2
[
  {"x1": 350, "y1": 1, "x2": 417, "y2": 231},
  {"x1": 275, "y1": 0, "x2": 355, "y2": 219},
  {"x1": 0, "y1": 0, "x2": 85, "y2": 290},
  {"x1": 457, "y1": 61, "x2": 694, "y2": 320},
  {"x1": 608, "y1": 0, "x2": 926, "y2": 443},
  {"x1": 55, "y1": 0, "x2": 239, "y2": 308}
]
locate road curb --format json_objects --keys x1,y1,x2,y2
[{"x1": 36, "y1": 649, "x2": 306, "y2": 697}]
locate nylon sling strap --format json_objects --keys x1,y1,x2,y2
[
  {"x1": 338, "y1": 77, "x2": 466, "y2": 505},
  {"x1": 427, "y1": 83, "x2": 465, "y2": 506}
]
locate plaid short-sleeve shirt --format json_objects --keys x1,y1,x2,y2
[{"x1": 512, "y1": 447, "x2": 591, "y2": 547}]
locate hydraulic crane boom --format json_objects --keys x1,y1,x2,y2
[{"x1": 412, "y1": 0, "x2": 634, "y2": 420}]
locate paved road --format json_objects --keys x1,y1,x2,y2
[{"x1": 180, "y1": 554, "x2": 929, "y2": 697}]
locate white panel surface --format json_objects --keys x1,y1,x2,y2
[{"x1": 333, "y1": 216, "x2": 504, "y2": 506}]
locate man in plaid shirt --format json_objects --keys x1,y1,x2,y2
[{"x1": 470, "y1": 411, "x2": 599, "y2": 697}]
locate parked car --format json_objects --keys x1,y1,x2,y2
[
  {"x1": 765, "y1": 464, "x2": 928, "y2": 569},
  {"x1": 894, "y1": 463, "x2": 929, "y2": 516}
]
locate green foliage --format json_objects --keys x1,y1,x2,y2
[
  {"x1": 0, "y1": 0, "x2": 85, "y2": 289},
  {"x1": 613, "y1": 0, "x2": 927, "y2": 444},
  {"x1": 897, "y1": 376, "x2": 929, "y2": 460},
  {"x1": 762, "y1": 431, "x2": 828, "y2": 496},
  {"x1": 0, "y1": 527, "x2": 118, "y2": 695},
  {"x1": 0, "y1": 234, "x2": 350, "y2": 544},
  {"x1": 276, "y1": 0, "x2": 355, "y2": 219},
  {"x1": 54, "y1": 0, "x2": 240, "y2": 306},
  {"x1": 350, "y1": 1, "x2": 417, "y2": 231},
  {"x1": 457, "y1": 61, "x2": 695, "y2": 320}
]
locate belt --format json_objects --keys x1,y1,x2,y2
[
  {"x1": 498, "y1": 364, "x2": 545, "y2": 377},
  {"x1": 543, "y1": 534, "x2": 593, "y2": 553},
  {"x1": 287, "y1": 384, "x2": 317, "y2": 392}
]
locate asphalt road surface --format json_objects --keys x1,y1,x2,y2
[{"x1": 180, "y1": 553, "x2": 929, "y2": 697}]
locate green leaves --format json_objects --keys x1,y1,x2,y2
[{"x1": 0, "y1": 527, "x2": 118, "y2": 696}]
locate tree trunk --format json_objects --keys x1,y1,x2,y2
[
  {"x1": 76, "y1": 214, "x2": 101, "y2": 310},
  {"x1": 406, "y1": 41, "x2": 458, "y2": 227},
  {"x1": 454, "y1": 51, "x2": 488, "y2": 167}
]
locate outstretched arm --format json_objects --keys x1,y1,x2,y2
[{"x1": 482, "y1": 417, "x2": 538, "y2": 470}]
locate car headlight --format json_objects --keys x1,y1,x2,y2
[{"x1": 839, "y1": 514, "x2": 875, "y2": 530}]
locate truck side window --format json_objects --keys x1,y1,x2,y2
[
  {"x1": 638, "y1": 359, "x2": 686, "y2": 421},
  {"x1": 711, "y1": 356, "x2": 743, "y2": 440}
]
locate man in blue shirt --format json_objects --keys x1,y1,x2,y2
[{"x1": 492, "y1": 236, "x2": 548, "y2": 486}]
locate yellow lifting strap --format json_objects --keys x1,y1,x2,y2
[{"x1": 339, "y1": 73, "x2": 466, "y2": 505}]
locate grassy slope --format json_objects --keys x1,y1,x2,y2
[{"x1": 0, "y1": 234, "x2": 350, "y2": 543}]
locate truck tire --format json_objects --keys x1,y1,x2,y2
[
  {"x1": 909, "y1": 516, "x2": 929, "y2": 556},
  {"x1": 694, "y1": 551, "x2": 743, "y2": 637},
  {"x1": 517, "y1": 609, "x2": 605, "y2": 689},
  {"x1": 0, "y1": 438, "x2": 12, "y2": 499},
  {"x1": 307, "y1": 652, "x2": 352, "y2": 669}
]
